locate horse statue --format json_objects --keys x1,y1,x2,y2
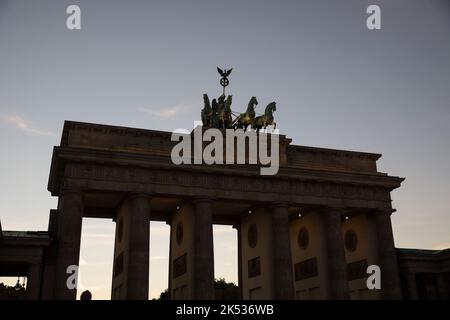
[
  {"x1": 232, "y1": 96, "x2": 258, "y2": 131},
  {"x1": 217, "y1": 95, "x2": 233, "y2": 129},
  {"x1": 211, "y1": 97, "x2": 220, "y2": 128},
  {"x1": 251, "y1": 102, "x2": 277, "y2": 132},
  {"x1": 201, "y1": 94, "x2": 212, "y2": 127}
]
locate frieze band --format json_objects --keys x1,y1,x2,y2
[{"x1": 62, "y1": 163, "x2": 391, "y2": 206}]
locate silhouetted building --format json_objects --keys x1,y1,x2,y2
[
  {"x1": 1, "y1": 121, "x2": 449, "y2": 300},
  {"x1": 0, "y1": 226, "x2": 51, "y2": 299},
  {"x1": 397, "y1": 248, "x2": 450, "y2": 299}
]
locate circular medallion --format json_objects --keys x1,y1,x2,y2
[
  {"x1": 344, "y1": 229, "x2": 357, "y2": 252},
  {"x1": 247, "y1": 224, "x2": 258, "y2": 248},
  {"x1": 297, "y1": 227, "x2": 309, "y2": 250},
  {"x1": 176, "y1": 222, "x2": 184, "y2": 245},
  {"x1": 220, "y1": 78, "x2": 229, "y2": 87}
]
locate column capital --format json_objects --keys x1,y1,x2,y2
[
  {"x1": 270, "y1": 201, "x2": 289, "y2": 209},
  {"x1": 166, "y1": 214, "x2": 174, "y2": 226},
  {"x1": 192, "y1": 197, "x2": 213, "y2": 205},
  {"x1": 28, "y1": 260, "x2": 42, "y2": 267},
  {"x1": 61, "y1": 188, "x2": 83, "y2": 197},
  {"x1": 373, "y1": 208, "x2": 394, "y2": 216},
  {"x1": 270, "y1": 203, "x2": 290, "y2": 221},
  {"x1": 129, "y1": 193, "x2": 152, "y2": 201},
  {"x1": 322, "y1": 206, "x2": 347, "y2": 215}
]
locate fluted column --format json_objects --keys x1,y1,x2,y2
[
  {"x1": 405, "y1": 273, "x2": 418, "y2": 300},
  {"x1": 54, "y1": 189, "x2": 83, "y2": 300},
  {"x1": 126, "y1": 193, "x2": 151, "y2": 300},
  {"x1": 270, "y1": 202, "x2": 295, "y2": 299},
  {"x1": 436, "y1": 273, "x2": 449, "y2": 300},
  {"x1": 322, "y1": 208, "x2": 350, "y2": 299},
  {"x1": 27, "y1": 262, "x2": 42, "y2": 300},
  {"x1": 374, "y1": 209, "x2": 403, "y2": 299},
  {"x1": 192, "y1": 198, "x2": 215, "y2": 299},
  {"x1": 232, "y1": 223, "x2": 243, "y2": 299},
  {"x1": 167, "y1": 218, "x2": 173, "y2": 300}
]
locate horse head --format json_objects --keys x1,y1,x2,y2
[
  {"x1": 265, "y1": 102, "x2": 276, "y2": 115},
  {"x1": 203, "y1": 94, "x2": 211, "y2": 111},
  {"x1": 226, "y1": 95, "x2": 233, "y2": 108},
  {"x1": 247, "y1": 96, "x2": 258, "y2": 112},
  {"x1": 212, "y1": 99, "x2": 218, "y2": 112}
]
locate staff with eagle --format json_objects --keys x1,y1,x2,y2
[{"x1": 201, "y1": 67, "x2": 277, "y2": 132}]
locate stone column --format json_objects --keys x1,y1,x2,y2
[
  {"x1": 27, "y1": 262, "x2": 42, "y2": 300},
  {"x1": 436, "y1": 273, "x2": 449, "y2": 300},
  {"x1": 322, "y1": 208, "x2": 350, "y2": 300},
  {"x1": 126, "y1": 194, "x2": 151, "y2": 300},
  {"x1": 270, "y1": 202, "x2": 295, "y2": 299},
  {"x1": 374, "y1": 209, "x2": 403, "y2": 299},
  {"x1": 167, "y1": 217, "x2": 173, "y2": 300},
  {"x1": 54, "y1": 189, "x2": 83, "y2": 300},
  {"x1": 192, "y1": 198, "x2": 215, "y2": 299},
  {"x1": 405, "y1": 273, "x2": 419, "y2": 300},
  {"x1": 234, "y1": 224, "x2": 243, "y2": 300}
]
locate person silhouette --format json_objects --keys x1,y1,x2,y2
[{"x1": 80, "y1": 290, "x2": 92, "y2": 300}]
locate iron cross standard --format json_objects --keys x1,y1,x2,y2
[{"x1": 217, "y1": 67, "x2": 232, "y2": 95}]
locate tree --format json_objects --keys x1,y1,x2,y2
[
  {"x1": 0, "y1": 282, "x2": 27, "y2": 300},
  {"x1": 158, "y1": 278, "x2": 240, "y2": 300},
  {"x1": 157, "y1": 288, "x2": 169, "y2": 300}
]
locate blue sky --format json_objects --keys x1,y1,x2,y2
[{"x1": 1, "y1": 0, "x2": 449, "y2": 299}]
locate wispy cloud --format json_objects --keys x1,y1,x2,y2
[
  {"x1": 431, "y1": 242, "x2": 450, "y2": 250},
  {"x1": 1, "y1": 114, "x2": 54, "y2": 136},
  {"x1": 138, "y1": 102, "x2": 193, "y2": 119}
]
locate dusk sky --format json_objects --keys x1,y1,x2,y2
[{"x1": 1, "y1": 0, "x2": 449, "y2": 299}]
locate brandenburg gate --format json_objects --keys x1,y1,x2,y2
[{"x1": 40, "y1": 119, "x2": 404, "y2": 300}]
